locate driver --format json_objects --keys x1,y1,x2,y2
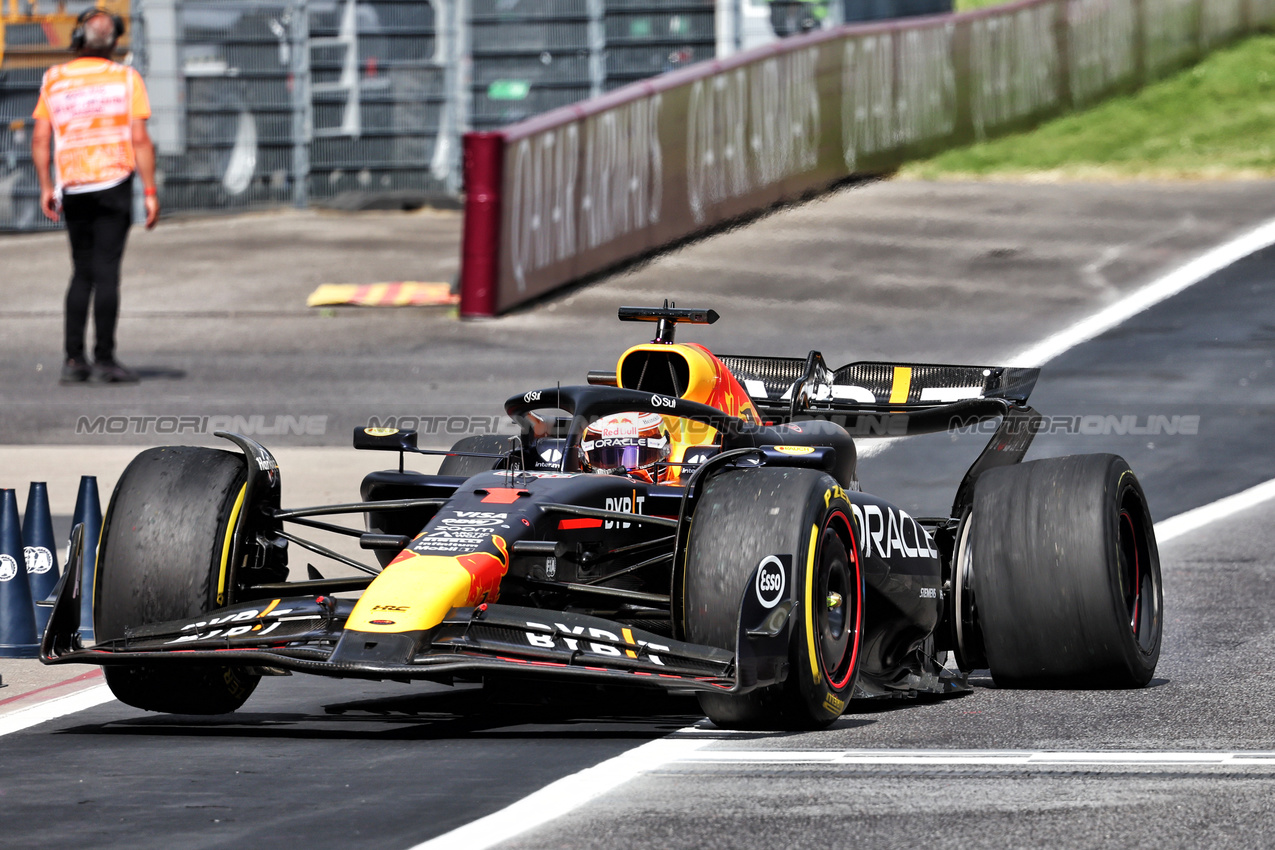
[{"x1": 580, "y1": 412, "x2": 671, "y2": 484}]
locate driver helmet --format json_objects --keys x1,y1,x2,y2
[{"x1": 581, "y1": 412, "x2": 670, "y2": 483}]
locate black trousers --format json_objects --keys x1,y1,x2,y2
[{"x1": 61, "y1": 179, "x2": 133, "y2": 363}]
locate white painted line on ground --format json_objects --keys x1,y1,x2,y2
[
  {"x1": 861, "y1": 218, "x2": 1275, "y2": 458},
  {"x1": 405, "y1": 736, "x2": 709, "y2": 850},
  {"x1": 1012, "y1": 217, "x2": 1275, "y2": 367},
  {"x1": 677, "y1": 749, "x2": 1275, "y2": 767},
  {"x1": 1154, "y1": 476, "x2": 1275, "y2": 543},
  {"x1": 0, "y1": 684, "x2": 114, "y2": 737}
]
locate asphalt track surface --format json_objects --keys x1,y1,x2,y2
[
  {"x1": 2, "y1": 183, "x2": 1275, "y2": 848},
  {"x1": 6, "y1": 180, "x2": 1275, "y2": 446}
]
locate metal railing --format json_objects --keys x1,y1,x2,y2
[{"x1": 2, "y1": 0, "x2": 732, "y2": 230}]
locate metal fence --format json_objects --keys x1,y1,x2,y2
[
  {"x1": 0, "y1": 62, "x2": 42, "y2": 230},
  {"x1": 1, "y1": 0, "x2": 728, "y2": 229},
  {"x1": 0, "y1": 0, "x2": 1051, "y2": 232},
  {"x1": 139, "y1": 0, "x2": 460, "y2": 215}
]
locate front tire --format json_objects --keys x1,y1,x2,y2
[
  {"x1": 684, "y1": 468, "x2": 863, "y2": 730},
  {"x1": 966, "y1": 454, "x2": 1162, "y2": 688},
  {"x1": 96, "y1": 447, "x2": 262, "y2": 714}
]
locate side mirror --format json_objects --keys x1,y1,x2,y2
[{"x1": 353, "y1": 426, "x2": 419, "y2": 452}]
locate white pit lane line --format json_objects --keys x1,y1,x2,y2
[
  {"x1": 0, "y1": 684, "x2": 114, "y2": 737},
  {"x1": 673, "y1": 749, "x2": 1275, "y2": 768},
  {"x1": 855, "y1": 214, "x2": 1275, "y2": 460},
  {"x1": 1011, "y1": 215, "x2": 1275, "y2": 368},
  {"x1": 1153, "y1": 475, "x2": 1275, "y2": 543},
  {"x1": 407, "y1": 736, "x2": 711, "y2": 850}
]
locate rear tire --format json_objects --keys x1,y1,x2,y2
[
  {"x1": 967, "y1": 454, "x2": 1162, "y2": 688},
  {"x1": 685, "y1": 468, "x2": 863, "y2": 730},
  {"x1": 96, "y1": 447, "x2": 262, "y2": 714},
  {"x1": 438, "y1": 435, "x2": 511, "y2": 478}
]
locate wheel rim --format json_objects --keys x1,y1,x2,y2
[
  {"x1": 1118, "y1": 510, "x2": 1140, "y2": 633},
  {"x1": 952, "y1": 512, "x2": 986, "y2": 671},
  {"x1": 1117, "y1": 490, "x2": 1159, "y2": 654},
  {"x1": 816, "y1": 511, "x2": 860, "y2": 690},
  {"x1": 953, "y1": 514, "x2": 972, "y2": 661}
]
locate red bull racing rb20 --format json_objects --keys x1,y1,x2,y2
[{"x1": 41, "y1": 305, "x2": 1163, "y2": 729}]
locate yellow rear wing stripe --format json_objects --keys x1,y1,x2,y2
[{"x1": 889, "y1": 366, "x2": 912, "y2": 404}]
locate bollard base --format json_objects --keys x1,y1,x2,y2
[{"x1": 0, "y1": 645, "x2": 40, "y2": 659}]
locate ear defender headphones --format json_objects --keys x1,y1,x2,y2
[{"x1": 70, "y1": 7, "x2": 126, "y2": 52}]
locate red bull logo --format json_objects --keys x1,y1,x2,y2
[
  {"x1": 685, "y1": 344, "x2": 759, "y2": 424},
  {"x1": 456, "y1": 536, "x2": 509, "y2": 604}
]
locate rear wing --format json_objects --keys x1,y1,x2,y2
[{"x1": 716, "y1": 351, "x2": 1039, "y2": 424}]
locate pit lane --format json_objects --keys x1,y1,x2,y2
[{"x1": 2, "y1": 180, "x2": 1275, "y2": 848}]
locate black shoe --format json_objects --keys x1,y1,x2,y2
[
  {"x1": 59, "y1": 358, "x2": 91, "y2": 384},
  {"x1": 92, "y1": 359, "x2": 140, "y2": 384}
]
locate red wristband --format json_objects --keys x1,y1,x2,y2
[{"x1": 144, "y1": 187, "x2": 158, "y2": 197}]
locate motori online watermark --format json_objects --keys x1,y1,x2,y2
[
  {"x1": 950, "y1": 413, "x2": 1200, "y2": 437},
  {"x1": 365, "y1": 415, "x2": 517, "y2": 436},
  {"x1": 362, "y1": 413, "x2": 1201, "y2": 438},
  {"x1": 73, "y1": 412, "x2": 1200, "y2": 439},
  {"x1": 76, "y1": 414, "x2": 329, "y2": 436}
]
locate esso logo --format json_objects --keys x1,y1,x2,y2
[
  {"x1": 524, "y1": 390, "x2": 542, "y2": 403},
  {"x1": 651, "y1": 394, "x2": 676, "y2": 409},
  {"x1": 754, "y1": 555, "x2": 786, "y2": 609}
]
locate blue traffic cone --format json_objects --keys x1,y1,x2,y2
[
  {"x1": 22, "y1": 482, "x2": 60, "y2": 636},
  {"x1": 0, "y1": 489, "x2": 39, "y2": 657},
  {"x1": 70, "y1": 476, "x2": 102, "y2": 643}
]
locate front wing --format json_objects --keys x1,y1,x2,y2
[{"x1": 40, "y1": 554, "x2": 793, "y2": 695}]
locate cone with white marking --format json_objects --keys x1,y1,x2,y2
[
  {"x1": 22, "y1": 481, "x2": 60, "y2": 636},
  {"x1": 0, "y1": 488, "x2": 39, "y2": 657}
]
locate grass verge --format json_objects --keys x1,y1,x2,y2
[{"x1": 900, "y1": 34, "x2": 1275, "y2": 181}]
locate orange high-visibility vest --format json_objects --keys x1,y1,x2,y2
[{"x1": 33, "y1": 57, "x2": 151, "y2": 194}]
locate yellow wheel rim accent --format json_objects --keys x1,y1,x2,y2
[{"x1": 804, "y1": 523, "x2": 821, "y2": 684}]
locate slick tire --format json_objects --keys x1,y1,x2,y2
[
  {"x1": 438, "y1": 435, "x2": 512, "y2": 478},
  {"x1": 684, "y1": 468, "x2": 863, "y2": 730},
  {"x1": 966, "y1": 454, "x2": 1162, "y2": 688},
  {"x1": 96, "y1": 447, "x2": 261, "y2": 714}
]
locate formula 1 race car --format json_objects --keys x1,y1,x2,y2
[{"x1": 42, "y1": 305, "x2": 1164, "y2": 730}]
